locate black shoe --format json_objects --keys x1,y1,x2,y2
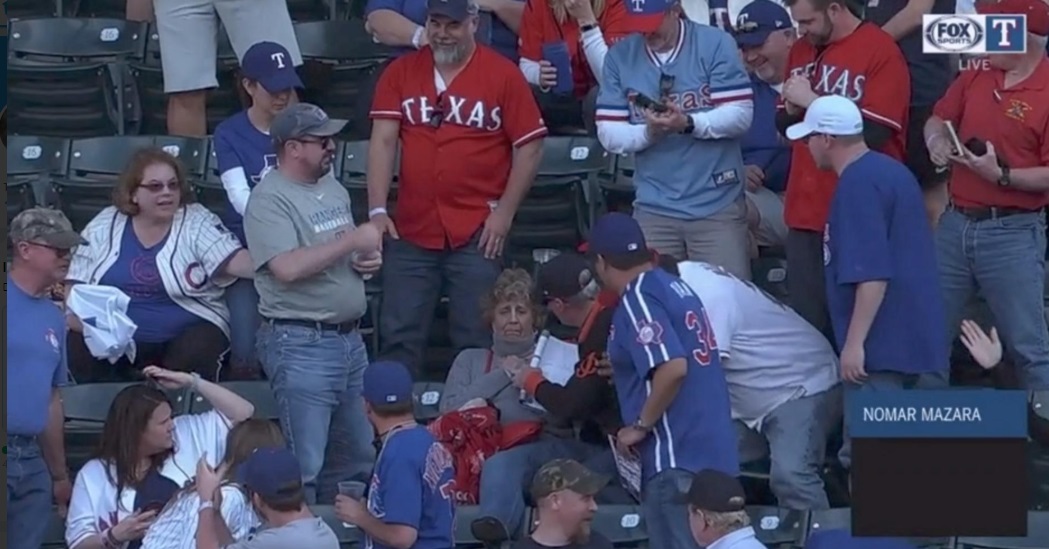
[{"x1": 471, "y1": 516, "x2": 510, "y2": 547}]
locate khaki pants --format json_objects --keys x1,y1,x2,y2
[{"x1": 634, "y1": 197, "x2": 751, "y2": 280}]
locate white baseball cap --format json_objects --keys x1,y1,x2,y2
[{"x1": 785, "y1": 95, "x2": 864, "y2": 141}]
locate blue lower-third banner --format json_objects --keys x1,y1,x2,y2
[{"x1": 847, "y1": 389, "x2": 1028, "y2": 438}]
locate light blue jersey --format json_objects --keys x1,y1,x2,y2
[{"x1": 596, "y1": 19, "x2": 752, "y2": 220}]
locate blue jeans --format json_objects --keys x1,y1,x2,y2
[
  {"x1": 936, "y1": 209, "x2": 1049, "y2": 389},
  {"x1": 838, "y1": 370, "x2": 948, "y2": 470},
  {"x1": 7, "y1": 436, "x2": 52, "y2": 549},
  {"x1": 226, "y1": 279, "x2": 261, "y2": 370},
  {"x1": 478, "y1": 436, "x2": 612, "y2": 537},
  {"x1": 736, "y1": 386, "x2": 843, "y2": 510},
  {"x1": 642, "y1": 468, "x2": 700, "y2": 549},
  {"x1": 378, "y1": 233, "x2": 501, "y2": 376},
  {"x1": 257, "y1": 322, "x2": 376, "y2": 503}
]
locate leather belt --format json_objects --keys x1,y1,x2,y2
[
  {"x1": 950, "y1": 204, "x2": 1044, "y2": 222},
  {"x1": 267, "y1": 318, "x2": 360, "y2": 334}
]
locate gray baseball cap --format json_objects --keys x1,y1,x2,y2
[
  {"x1": 9, "y1": 208, "x2": 87, "y2": 249},
  {"x1": 270, "y1": 103, "x2": 348, "y2": 144}
]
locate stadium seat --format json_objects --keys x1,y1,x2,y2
[
  {"x1": 41, "y1": 508, "x2": 66, "y2": 547},
  {"x1": 600, "y1": 153, "x2": 637, "y2": 215},
  {"x1": 8, "y1": 18, "x2": 148, "y2": 136},
  {"x1": 62, "y1": 383, "x2": 189, "y2": 423},
  {"x1": 154, "y1": 136, "x2": 210, "y2": 181},
  {"x1": 189, "y1": 381, "x2": 280, "y2": 421},
  {"x1": 7, "y1": 0, "x2": 61, "y2": 18},
  {"x1": 954, "y1": 511, "x2": 1049, "y2": 548},
  {"x1": 803, "y1": 509, "x2": 949, "y2": 548},
  {"x1": 751, "y1": 255, "x2": 789, "y2": 303},
  {"x1": 7, "y1": 137, "x2": 71, "y2": 237},
  {"x1": 52, "y1": 136, "x2": 156, "y2": 229},
  {"x1": 311, "y1": 504, "x2": 365, "y2": 545},
  {"x1": 745, "y1": 506, "x2": 804, "y2": 548},
  {"x1": 199, "y1": 144, "x2": 233, "y2": 215},
  {"x1": 453, "y1": 505, "x2": 486, "y2": 547},
  {"x1": 413, "y1": 382, "x2": 445, "y2": 423},
  {"x1": 74, "y1": 0, "x2": 136, "y2": 18},
  {"x1": 338, "y1": 139, "x2": 398, "y2": 224},
  {"x1": 592, "y1": 504, "x2": 648, "y2": 547}
]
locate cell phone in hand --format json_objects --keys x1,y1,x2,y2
[
  {"x1": 964, "y1": 138, "x2": 988, "y2": 157},
  {"x1": 633, "y1": 93, "x2": 669, "y2": 113},
  {"x1": 944, "y1": 121, "x2": 964, "y2": 154}
]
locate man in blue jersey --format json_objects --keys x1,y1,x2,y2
[
  {"x1": 335, "y1": 361, "x2": 455, "y2": 549},
  {"x1": 786, "y1": 96, "x2": 949, "y2": 471},
  {"x1": 588, "y1": 212, "x2": 739, "y2": 549},
  {"x1": 595, "y1": 0, "x2": 756, "y2": 279}
]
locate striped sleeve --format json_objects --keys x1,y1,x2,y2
[
  {"x1": 708, "y1": 31, "x2": 754, "y2": 106},
  {"x1": 619, "y1": 272, "x2": 686, "y2": 377},
  {"x1": 594, "y1": 46, "x2": 630, "y2": 122},
  {"x1": 188, "y1": 206, "x2": 243, "y2": 286}
]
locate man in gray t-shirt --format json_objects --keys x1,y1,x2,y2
[{"x1": 243, "y1": 103, "x2": 381, "y2": 503}]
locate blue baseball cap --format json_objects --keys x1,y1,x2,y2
[
  {"x1": 235, "y1": 447, "x2": 302, "y2": 498},
  {"x1": 623, "y1": 0, "x2": 672, "y2": 34},
  {"x1": 240, "y1": 41, "x2": 304, "y2": 94},
  {"x1": 428, "y1": 0, "x2": 478, "y2": 21},
  {"x1": 588, "y1": 212, "x2": 648, "y2": 256},
  {"x1": 805, "y1": 530, "x2": 917, "y2": 549},
  {"x1": 363, "y1": 361, "x2": 414, "y2": 407},
  {"x1": 734, "y1": 0, "x2": 792, "y2": 48}
]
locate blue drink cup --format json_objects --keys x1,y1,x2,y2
[{"x1": 541, "y1": 41, "x2": 574, "y2": 95}]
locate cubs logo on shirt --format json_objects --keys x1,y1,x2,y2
[
  {"x1": 823, "y1": 223, "x2": 831, "y2": 266},
  {"x1": 45, "y1": 328, "x2": 60, "y2": 354}
]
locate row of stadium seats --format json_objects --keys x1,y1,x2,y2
[{"x1": 8, "y1": 0, "x2": 353, "y2": 21}]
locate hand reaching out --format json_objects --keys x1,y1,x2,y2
[{"x1": 959, "y1": 320, "x2": 1002, "y2": 370}]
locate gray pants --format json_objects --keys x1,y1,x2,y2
[
  {"x1": 633, "y1": 198, "x2": 751, "y2": 280},
  {"x1": 736, "y1": 387, "x2": 843, "y2": 510}
]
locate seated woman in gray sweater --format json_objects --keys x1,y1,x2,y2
[{"x1": 439, "y1": 268, "x2": 545, "y2": 425}]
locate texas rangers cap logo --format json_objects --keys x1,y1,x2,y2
[{"x1": 635, "y1": 320, "x2": 663, "y2": 345}]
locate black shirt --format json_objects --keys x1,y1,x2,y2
[
  {"x1": 864, "y1": 0, "x2": 956, "y2": 107},
  {"x1": 512, "y1": 532, "x2": 614, "y2": 549}
]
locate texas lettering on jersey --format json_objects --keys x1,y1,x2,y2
[
  {"x1": 399, "y1": 95, "x2": 504, "y2": 130},
  {"x1": 790, "y1": 63, "x2": 865, "y2": 102}
]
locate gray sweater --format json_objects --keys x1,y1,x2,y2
[{"x1": 439, "y1": 348, "x2": 546, "y2": 425}]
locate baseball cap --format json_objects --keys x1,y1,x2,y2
[
  {"x1": 362, "y1": 361, "x2": 414, "y2": 407},
  {"x1": 734, "y1": 0, "x2": 793, "y2": 48},
  {"x1": 587, "y1": 212, "x2": 648, "y2": 256},
  {"x1": 785, "y1": 95, "x2": 863, "y2": 141},
  {"x1": 677, "y1": 469, "x2": 747, "y2": 512},
  {"x1": 805, "y1": 530, "x2": 918, "y2": 549},
  {"x1": 270, "y1": 103, "x2": 347, "y2": 144},
  {"x1": 240, "y1": 41, "x2": 304, "y2": 94},
  {"x1": 530, "y1": 459, "x2": 611, "y2": 500},
  {"x1": 537, "y1": 253, "x2": 596, "y2": 301},
  {"x1": 428, "y1": 0, "x2": 478, "y2": 21},
  {"x1": 9, "y1": 208, "x2": 87, "y2": 249},
  {"x1": 623, "y1": 0, "x2": 673, "y2": 34},
  {"x1": 235, "y1": 447, "x2": 303, "y2": 498},
  {"x1": 977, "y1": 0, "x2": 1049, "y2": 37}
]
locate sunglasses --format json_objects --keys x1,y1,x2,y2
[
  {"x1": 27, "y1": 241, "x2": 75, "y2": 258},
  {"x1": 296, "y1": 136, "x2": 335, "y2": 147},
  {"x1": 139, "y1": 181, "x2": 182, "y2": 193},
  {"x1": 659, "y1": 73, "x2": 675, "y2": 101},
  {"x1": 430, "y1": 92, "x2": 447, "y2": 128}
]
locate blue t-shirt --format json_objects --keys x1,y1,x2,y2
[
  {"x1": 806, "y1": 530, "x2": 917, "y2": 549},
  {"x1": 99, "y1": 224, "x2": 203, "y2": 344},
  {"x1": 741, "y1": 76, "x2": 790, "y2": 193},
  {"x1": 364, "y1": 0, "x2": 522, "y2": 62},
  {"x1": 7, "y1": 275, "x2": 69, "y2": 435},
  {"x1": 213, "y1": 111, "x2": 278, "y2": 244},
  {"x1": 824, "y1": 152, "x2": 948, "y2": 375},
  {"x1": 366, "y1": 426, "x2": 455, "y2": 549},
  {"x1": 607, "y1": 268, "x2": 739, "y2": 483}
]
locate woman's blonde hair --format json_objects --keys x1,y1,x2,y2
[
  {"x1": 551, "y1": 0, "x2": 606, "y2": 25},
  {"x1": 480, "y1": 268, "x2": 544, "y2": 328}
]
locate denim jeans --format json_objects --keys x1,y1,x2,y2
[
  {"x1": 7, "y1": 436, "x2": 53, "y2": 549},
  {"x1": 838, "y1": 370, "x2": 949, "y2": 470},
  {"x1": 936, "y1": 209, "x2": 1049, "y2": 389},
  {"x1": 642, "y1": 468, "x2": 701, "y2": 549},
  {"x1": 226, "y1": 279, "x2": 261, "y2": 370},
  {"x1": 378, "y1": 233, "x2": 501, "y2": 376},
  {"x1": 257, "y1": 322, "x2": 376, "y2": 503},
  {"x1": 478, "y1": 436, "x2": 612, "y2": 537},
  {"x1": 736, "y1": 386, "x2": 843, "y2": 510}
]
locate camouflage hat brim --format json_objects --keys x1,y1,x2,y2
[
  {"x1": 40, "y1": 230, "x2": 88, "y2": 250},
  {"x1": 307, "y1": 118, "x2": 349, "y2": 137},
  {"x1": 571, "y1": 471, "x2": 611, "y2": 496}
]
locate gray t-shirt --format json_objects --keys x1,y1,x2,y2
[
  {"x1": 225, "y1": 517, "x2": 338, "y2": 549},
  {"x1": 244, "y1": 169, "x2": 367, "y2": 323}
]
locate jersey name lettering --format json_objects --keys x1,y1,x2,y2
[
  {"x1": 627, "y1": 86, "x2": 712, "y2": 120},
  {"x1": 792, "y1": 63, "x2": 866, "y2": 101},
  {"x1": 400, "y1": 96, "x2": 503, "y2": 130}
]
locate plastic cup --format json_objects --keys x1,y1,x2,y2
[{"x1": 337, "y1": 480, "x2": 368, "y2": 527}]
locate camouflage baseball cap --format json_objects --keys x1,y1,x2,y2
[
  {"x1": 530, "y1": 459, "x2": 610, "y2": 500},
  {"x1": 270, "y1": 103, "x2": 348, "y2": 144},
  {"x1": 9, "y1": 208, "x2": 87, "y2": 249}
]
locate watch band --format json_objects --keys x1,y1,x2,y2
[
  {"x1": 633, "y1": 419, "x2": 653, "y2": 432},
  {"x1": 199, "y1": 500, "x2": 215, "y2": 512},
  {"x1": 580, "y1": 23, "x2": 598, "y2": 32},
  {"x1": 681, "y1": 115, "x2": 696, "y2": 135},
  {"x1": 997, "y1": 165, "x2": 1011, "y2": 187},
  {"x1": 368, "y1": 207, "x2": 388, "y2": 218}
]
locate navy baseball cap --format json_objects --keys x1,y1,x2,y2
[
  {"x1": 240, "y1": 41, "x2": 304, "y2": 94},
  {"x1": 363, "y1": 361, "x2": 414, "y2": 406},
  {"x1": 428, "y1": 0, "x2": 478, "y2": 21},
  {"x1": 677, "y1": 469, "x2": 747, "y2": 512},
  {"x1": 235, "y1": 447, "x2": 303, "y2": 498},
  {"x1": 588, "y1": 212, "x2": 648, "y2": 256},
  {"x1": 734, "y1": 0, "x2": 793, "y2": 48},
  {"x1": 538, "y1": 253, "x2": 596, "y2": 300}
]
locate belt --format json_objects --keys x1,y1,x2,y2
[
  {"x1": 267, "y1": 318, "x2": 360, "y2": 334},
  {"x1": 950, "y1": 204, "x2": 1044, "y2": 221}
]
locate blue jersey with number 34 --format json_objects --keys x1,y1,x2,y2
[{"x1": 608, "y1": 268, "x2": 739, "y2": 483}]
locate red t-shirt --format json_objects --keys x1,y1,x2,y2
[
  {"x1": 933, "y1": 58, "x2": 1049, "y2": 209},
  {"x1": 781, "y1": 23, "x2": 910, "y2": 232},
  {"x1": 370, "y1": 46, "x2": 548, "y2": 250},
  {"x1": 518, "y1": 0, "x2": 631, "y2": 99}
]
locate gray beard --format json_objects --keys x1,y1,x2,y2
[{"x1": 433, "y1": 43, "x2": 469, "y2": 65}]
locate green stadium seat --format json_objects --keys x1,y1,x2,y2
[
  {"x1": 338, "y1": 139, "x2": 398, "y2": 225},
  {"x1": 199, "y1": 142, "x2": 233, "y2": 215},
  {"x1": 591, "y1": 504, "x2": 647, "y2": 547},
  {"x1": 803, "y1": 508, "x2": 950, "y2": 548},
  {"x1": 295, "y1": 20, "x2": 397, "y2": 62},
  {"x1": 751, "y1": 255, "x2": 789, "y2": 304},
  {"x1": 745, "y1": 506, "x2": 804, "y2": 548},
  {"x1": 599, "y1": 154, "x2": 636, "y2": 215},
  {"x1": 63, "y1": 383, "x2": 189, "y2": 423},
  {"x1": 312, "y1": 504, "x2": 365, "y2": 546},
  {"x1": 454, "y1": 505, "x2": 486, "y2": 548},
  {"x1": 189, "y1": 381, "x2": 279, "y2": 421},
  {"x1": 7, "y1": 0, "x2": 61, "y2": 18},
  {"x1": 154, "y1": 136, "x2": 210, "y2": 181},
  {"x1": 53, "y1": 136, "x2": 155, "y2": 229},
  {"x1": 413, "y1": 382, "x2": 445, "y2": 423},
  {"x1": 9, "y1": 18, "x2": 149, "y2": 61},
  {"x1": 954, "y1": 511, "x2": 1049, "y2": 548}
]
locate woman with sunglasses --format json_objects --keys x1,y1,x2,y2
[{"x1": 65, "y1": 148, "x2": 255, "y2": 383}]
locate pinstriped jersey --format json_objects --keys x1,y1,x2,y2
[
  {"x1": 596, "y1": 19, "x2": 753, "y2": 220},
  {"x1": 607, "y1": 268, "x2": 739, "y2": 482}
]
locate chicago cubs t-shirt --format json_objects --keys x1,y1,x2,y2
[
  {"x1": 99, "y1": 224, "x2": 202, "y2": 343},
  {"x1": 366, "y1": 426, "x2": 455, "y2": 549},
  {"x1": 213, "y1": 111, "x2": 278, "y2": 243},
  {"x1": 607, "y1": 268, "x2": 739, "y2": 482},
  {"x1": 7, "y1": 275, "x2": 69, "y2": 436},
  {"x1": 824, "y1": 152, "x2": 948, "y2": 375}
]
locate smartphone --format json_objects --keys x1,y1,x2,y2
[
  {"x1": 964, "y1": 137, "x2": 988, "y2": 157},
  {"x1": 633, "y1": 93, "x2": 669, "y2": 113},
  {"x1": 944, "y1": 121, "x2": 964, "y2": 155},
  {"x1": 140, "y1": 501, "x2": 165, "y2": 514}
]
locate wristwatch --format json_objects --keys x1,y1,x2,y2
[
  {"x1": 997, "y1": 164, "x2": 1011, "y2": 187},
  {"x1": 580, "y1": 22, "x2": 598, "y2": 33},
  {"x1": 681, "y1": 115, "x2": 695, "y2": 135},
  {"x1": 633, "y1": 419, "x2": 653, "y2": 433}
]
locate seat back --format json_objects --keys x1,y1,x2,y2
[
  {"x1": 7, "y1": 0, "x2": 60, "y2": 18},
  {"x1": 9, "y1": 60, "x2": 128, "y2": 137},
  {"x1": 413, "y1": 382, "x2": 446, "y2": 423},
  {"x1": 592, "y1": 504, "x2": 647, "y2": 546},
  {"x1": 9, "y1": 18, "x2": 149, "y2": 62},
  {"x1": 339, "y1": 140, "x2": 399, "y2": 223},
  {"x1": 453, "y1": 505, "x2": 485, "y2": 547},
  {"x1": 189, "y1": 381, "x2": 280, "y2": 421},
  {"x1": 153, "y1": 136, "x2": 210, "y2": 180},
  {"x1": 745, "y1": 506, "x2": 805, "y2": 548},
  {"x1": 8, "y1": 136, "x2": 72, "y2": 179},
  {"x1": 295, "y1": 20, "x2": 397, "y2": 61},
  {"x1": 55, "y1": 136, "x2": 156, "y2": 229},
  {"x1": 62, "y1": 383, "x2": 188, "y2": 423},
  {"x1": 955, "y1": 511, "x2": 1049, "y2": 548}
]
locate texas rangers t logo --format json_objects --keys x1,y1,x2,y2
[
  {"x1": 635, "y1": 319, "x2": 663, "y2": 345},
  {"x1": 270, "y1": 52, "x2": 287, "y2": 68},
  {"x1": 631, "y1": 0, "x2": 645, "y2": 11}
]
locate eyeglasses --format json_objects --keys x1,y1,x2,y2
[
  {"x1": 139, "y1": 181, "x2": 181, "y2": 193},
  {"x1": 659, "y1": 73, "x2": 675, "y2": 101},
  {"x1": 27, "y1": 241, "x2": 74, "y2": 258},
  {"x1": 296, "y1": 136, "x2": 335, "y2": 147},
  {"x1": 430, "y1": 93, "x2": 447, "y2": 128}
]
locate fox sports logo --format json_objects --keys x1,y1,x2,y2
[{"x1": 925, "y1": 15, "x2": 984, "y2": 52}]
